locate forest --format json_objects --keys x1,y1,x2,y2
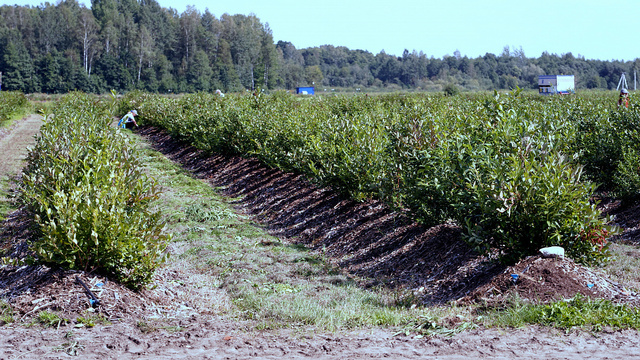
[{"x1": 1, "y1": 0, "x2": 639, "y2": 94}]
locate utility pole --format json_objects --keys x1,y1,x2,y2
[{"x1": 0, "y1": 71, "x2": 2, "y2": 91}]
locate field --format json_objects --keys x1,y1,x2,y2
[{"x1": 1, "y1": 91, "x2": 640, "y2": 358}]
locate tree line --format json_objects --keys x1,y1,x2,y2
[{"x1": 1, "y1": 0, "x2": 638, "y2": 94}]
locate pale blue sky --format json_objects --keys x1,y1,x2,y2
[{"x1": 4, "y1": 0, "x2": 639, "y2": 61}]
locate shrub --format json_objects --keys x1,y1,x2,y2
[
  {"x1": 20, "y1": 93, "x2": 168, "y2": 289},
  {"x1": 572, "y1": 100, "x2": 640, "y2": 195},
  {"x1": 443, "y1": 84, "x2": 460, "y2": 96},
  {"x1": 119, "y1": 90, "x2": 618, "y2": 264},
  {"x1": 614, "y1": 147, "x2": 640, "y2": 200},
  {"x1": 0, "y1": 91, "x2": 30, "y2": 124}
]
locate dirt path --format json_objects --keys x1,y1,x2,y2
[
  {"x1": 0, "y1": 114, "x2": 43, "y2": 177},
  {"x1": 1, "y1": 323, "x2": 640, "y2": 359}
]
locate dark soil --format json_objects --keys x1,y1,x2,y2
[
  {"x1": 599, "y1": 196, "x2": 640, "y2": 244},
  {"x1": 136, "y1": 126, "x2": 504, "y2": 305},
  {"x1": 135, "y1": 125, "x2": 640, "y2": 306}
]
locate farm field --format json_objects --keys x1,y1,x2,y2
[{"x1": 2, "y1": 92, "x2": 640, "y2": 358}]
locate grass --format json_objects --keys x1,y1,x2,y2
[
  {"x1": 484, "y1": 294, "x2": 640, "y2": 332},
  {"x1": 0, "y1": 102, "x2": 35, "y2": 222},
  {"x1": 0, "y1": 300, "x2": 14, "y2": 325},
  {"x1": 0, "y1": 105, "x2": 31, "y2": 129},
  {"x1": 130, "y1": 131, "x2": 441, "y2": 331},
  {"x1": 75, "y1": 312, "x2": 111, "y2": 328},
  {"x1": 32, "y1": 311, "x2": 69, "y2": 328},
  {"x1": 0, "y1": 176, "x2": 17, "y2": 223}
]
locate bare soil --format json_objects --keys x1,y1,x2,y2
[
  {"x1": 0, "y1": 115, "x2": 42, "y2": 177},
  {"x1": 1, "y1": 120, "x2": 640, "y2": 359}
]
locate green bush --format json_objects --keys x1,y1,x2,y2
[
  {"x1": 119, "y1": 90, "x2": 620, "y2": 264},
  {"x1": 443, "y1": 83, "x2": 460, "y2": 96},
  {"x1": 614, "y1": 147, "x2": 640, "y2": 200},
  {"x1": 0, "y1": 91, "x2": 30, "y2": 124},
  {"x1": 572, "y1": 98, "x2": 640, "y2": 196},
  {"x1": 20, "y1": 93, "x2": 168, "y2": 289}
]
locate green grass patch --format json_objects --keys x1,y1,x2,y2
[
  {"x1": 75, "y1": 312, "x2": 111, "y2": 328},
  {"x1": 0, "y1": 176, "x2": 17, "y2": 223},
  {"x1": 0, "y1": 300, "x2": 14, "y2": 325},
  {"x1": 0, "y1": 108, "x2": 29, "y2": 128},
  {"x1": 31, "y1": 311, "x2": 69, "y2": 328},
  {"x1": 0, "y1": 91, "x2": 31, "y2": 127},
  {"x1": 485, "y1": 294, "x2": 640, "y2": 331}
]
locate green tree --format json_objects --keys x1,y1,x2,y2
[
  {"x1": 257, "y1": 23, "x2": 278, "y2": 89},
  {"x1": 155, "y1": 53, "x2": 176, "y2": 93},
  {"x1": 94, "y1": 53, "x2": 132, "y2": 91},
  {"x1": 1, "y1": 34, "x2": 37, "y2": 92},
  {"x1": 305, "y1": 65, "x2": 323, "y2": 86},
  {"x1": 38, "y1": 50, "x2": 65, "y2": 93},
  {"x1": 134, "y1": 24, "x2": 154, "y2": 83},
  {"x1": 187, "y1": 50, "x2": 212, "y2": 92}
]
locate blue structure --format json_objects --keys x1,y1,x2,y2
[{"x1": 296, "y1": 86, "x2": 314, "y2": 95}]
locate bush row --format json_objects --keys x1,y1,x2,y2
[
  {"x1": 570, "y1": 96, "x2": 640, "y2": 198},
  {"x1": 0, "y1": 91, "x2": 30, "y2": 123},
  {"x1": 20, "y1": 92, "x2": 168, "y2": 289},
  {"x1": 118, "y1": 90, "x2": 626, "y2": 263}
]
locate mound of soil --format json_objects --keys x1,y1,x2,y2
[
  {"x1": 0, "y1": 209, "x2": 152, "y2": 321},
  {"x1": 1, "y1": 266, "x2": 148, "y2": 322},
  {"x1": 464, "y1": 255, "x2": 638, "y2": 305}
]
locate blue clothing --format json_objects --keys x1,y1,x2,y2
[{"x1": 118, "y1": 112, "x2": 136, "y2": 128}]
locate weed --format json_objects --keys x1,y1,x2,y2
[
  {"x1": 485, "y1": 294, "x2": 640, "y2": 331},
  {"x1": 159, "y1": 325, "x2": 184, "y2": 332},
  {"x1": 136, "y1": 320, "x2": 157, "y2": 333},
  {"x1": 185, "y1": 202, "x2": 236, "y2": 223},
  {"x1": 75, "y1": 313, "x2": 111, "y2": 327},
  {"x1": 0, "y1": 300, "x2": 14, "y2": 325},
  {"x1": 397, "y1": 314, "x2": 477, "y2": 337},
  {"x1": 54, "y1": 341, "x2": 84, "y2": 356},
  {"x1": 34, "y1": 311, "x2": 68, "y2": 328}
]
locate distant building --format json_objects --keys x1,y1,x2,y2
[
  {"x1": 296, "y1": 86, "x2": 314, "y2": 95},
  {"x1": 538, "y1": 75, "x2": 575, "y2": 95}
]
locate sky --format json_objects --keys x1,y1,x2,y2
[{"x1": 3, "y1": 0, "x2": 639, "y2": 61}]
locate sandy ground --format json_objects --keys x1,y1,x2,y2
[
  {"x1": 0, "y1": 115, "x2": 42, "y2": 177},
  {"x1": 2, "y1": 116, "x2": 640, "y2": 359},
  {"x1": 2, "y1": 323, "x2": 640, "y2": 359}
]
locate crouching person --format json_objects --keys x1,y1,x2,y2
[{"x1": 118, "y1": 109, "x2": 139, "y2": 128}]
